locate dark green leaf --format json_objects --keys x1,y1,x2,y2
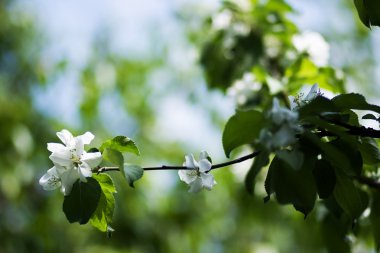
[
  {"x1": 124, "y1": 165, "x2": 144, "y2": 188},
  {"x1": 370, "y1": 191, "x2": 380, "y2": 250},
  {"x1": 358, "y1": 137, "x2": 380, "y2": 165},
  {"x1": 90, "y1": 174, "x2": 117, "y2": 232},
  {"x1": 354, "y1": 0, "x2": 370, "y2": 27},
  {"x1": 222, "y1": 110, "x2": 264, "y2": 157},
  {"x1": 276, "y1": 148, "x2": 304, "y2": 171},
  {"x1": 362, "y1": 113, "x2": 378, "y2": 120},
  {"x1": 354, "y1": 0, "x2": 380, "y2": 27},
  {"x1": 100, "y1": 136, "x2": 140, "y2": 156},
  {"x1": 332, "y1": 93, "x2": 380, "y2": 114},
  {"x1": 63, "y1": 178, "x2": 101, "y2": 225},
  {"x1": 333, "y1": 170, "x2": 369, "y2": 220},
  {"x1": 312, "y1": 159, "x2": 336, "y2": 199},
  {"x1": 87, "y1": 147, "x2": 100, "y2": 153},
  {"x1": 269, "y1": 156, "x2": 317, "y2": 216},
  {"x1": 321, "y1": 213, "x2": 351, "y2": 253},
  {"x1": 245, "y1": 151, "x2": 270, "y2": 194},
  {"x1": 298, "y1": 96, "x2": 338, "y2": 119}
]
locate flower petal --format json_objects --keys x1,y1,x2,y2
[
  {"x1": 49, "y1": 150, "x2": 72, "y2": 167},
  {"x1": 198, "y1": 159, "x2": 212, "y2": 173},
  {"x1": 39, "y1": 167, "x2": 61, "y2": 191},
  {"x1": 188, "y1": 177, "x2": 203, "y2": 193},
  {"x1": 81, "y1": 152, "x2": 102, "y2": 168},
  {"x1": 47, "y1": 143, "x2": 67, "y2": 153},
  {"x1": 74, "y1": 137, "x2": 84, "y2": 157},
  {"x1": 77, "y1": 131, "x2": 95, "y2": 145},
  {"x1": 60, "y1": 168, "x2": 79, "y2": 196},
  {"x1": 184, "y1": 154, "x2": 198, "y2": 169},
  {"x1": 78, "y1": 162, "x2": 92, "y2": 182},
  {"x1": 199, "y1": 151, "x2": 210, "y2": 160},
  {"x1": 200, "y1": 172, "x2": 216, "y2": 190},
  {"x1": 57, "y1": 129, "x2": 74, "y2": 146},
  {"x1": 178, "y1": 169, "x2": 198, "y2": 184}
]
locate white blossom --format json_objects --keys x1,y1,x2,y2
[
  {"x1": 39, "y1": 129, "x2": 102, "y2": 195},
  {"x1": 289, "y1": 84, "x2": 320, "y2": 110},
  {"x1": 178, "y1": 151, "x2": 216, "y2": 193},
  {"x1": 259, "y1": 98, "x2": 302, "y2": 150},
  {"x1": 292, "y1": 31, "x2": 330, "y2": 66}
]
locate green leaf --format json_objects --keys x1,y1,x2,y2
[
  {"x1": 90, "y1": 174, "x2": 117, "y2": 232},
  {"x1": 370, "y1": 191, "x2": 380, "y2": 250},
  {"x1": 245, "y1": 151, "x2": 270, "y2": 194},
  {"x1": 362, "y1": 113, "x2": 378, "y2": 120},
  {"x1": 100, "y1": 136, "x2": 140, "y2": 156},
  {"x1": 312, "y1": 159, "x2": 336, "y2": 199},
  {"x1": 298, "y1": 96, "x2": 338, "y2": 119},
  {"x1": 354, "y1": 0, "x2": 370, "y2": 27},
  {"x1": 269, "y1": 156, "x2": 317, "y2": 216},
  {"x1": 333, "y1": 170, "x2": 369, "y2": 220},
  {"x1": 332, "y1": 93, "x2": 380, "y2": 114},
  {"x1": 103, "y1": 148, "x2": 124, "y2": 171},
  {"x1": 222, "y1": 110, "x2": 264, "y2": 157},
  {"x1": 276, "y1": 148, "x2": 304, "y2": 171},
  {"x1": 124, "y1": 165, "x2": 144, "y2": 188},
  {"x1": 354, "y1": 0, "x2": 380, "y2": 27},
  {"x1": 358, "y1": 137, "x2": 380, "y2": 165},
  {"x1": 63, "y1": 178, "x2": 101, "y2": 225}
]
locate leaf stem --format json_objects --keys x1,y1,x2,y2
[{"x1": 95, "y1": 151, "x2": 261, "y2": 173}]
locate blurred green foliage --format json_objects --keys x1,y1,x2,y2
[{"x1": 1, "y1": 0, "x2": 380, "y2": 252}]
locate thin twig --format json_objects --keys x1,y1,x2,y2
[{"x1": 94, "y1": 151, "x2": 261, "y2": 173}]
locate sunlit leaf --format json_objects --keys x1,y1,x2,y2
[
  {"x1": 90, "y1": 174, "x2": 117, "y2": 232},
  {"x1": 100, "y1": 136, "x2": 140, "y2": 156}
]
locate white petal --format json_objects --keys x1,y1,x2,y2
[
  {"x1": 39, "y1": 167, "x2": 61, "y2": 191},
  {"x1": 49, "y1": 151, "x2": 72, "y2": 167},
  {"x1": 81, "y1": 152, "x2": 102, "y2": 168},
  {"x1": 74, "y1": 137, "x2": 84, "y2": 157},
  {"x1": 305, "y1": 84, "x2": 319, "y2": 101},
  {"x1": 200, "y1": 172, "x2": 216, "y2": 190},
  {"x1": 184, "y1": 154, "x2": 198, "y2": 169},
  {"x1": 47, "y1": 143, "x2": 67, "y2": 153},
  {"x1": 78, "y1": 163, "x2": 92, "y2": 182},
  {"x1": 198, "y1": 159, "x2": 212, "y2": 173},
  {"x1": 60, "y1": 168, "x2": 79, "y2": 195},
  {"x1": 199, "y1": 151, "x2": 210, "y2": 160},
  {"x1": 77, "y1": 131, "x2": 95, "y2": 145},
  {"x1": 57, "y1": 129, "x2": 74, "y2": 146},
  {"x1": 178, "y1": 169, "x2": 198, "y2": 184},
  {"x1": 188, "y1": 177, "x2": 203, "y2": 193}
]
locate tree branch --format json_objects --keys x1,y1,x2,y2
[
  {"x1": 94, "y1": 151, "x2": 261, "y2": 173},
  {"x1": 355, "y1": 176, "x2": 380, "y2": 190},
  {"x1": 321, "y1": 116, "x2": 380, "y2": 138}
]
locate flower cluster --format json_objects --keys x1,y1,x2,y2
[
  {"x1": 259, "y1": 98, "x2": 303, "y2": 151},
  {"x1": 178, "y1": 151, "x2": 216, "y2": 193},
  {"x1": 39, "y1": 130, "x2": 102, "y2": 195}
]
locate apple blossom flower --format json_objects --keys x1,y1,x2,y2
[
  {"x1": 289, "y1": 84, "x2": 320, "y2": 110},
  {"x1": 39, "y1": 129, "x2": 102, "y2": 195},
  {"x1": 178, "y1": 151, "x2": 216, "y2": 193},
  {"x1": 259, "y1": 98, "x2": 303, "y2": 150}
]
